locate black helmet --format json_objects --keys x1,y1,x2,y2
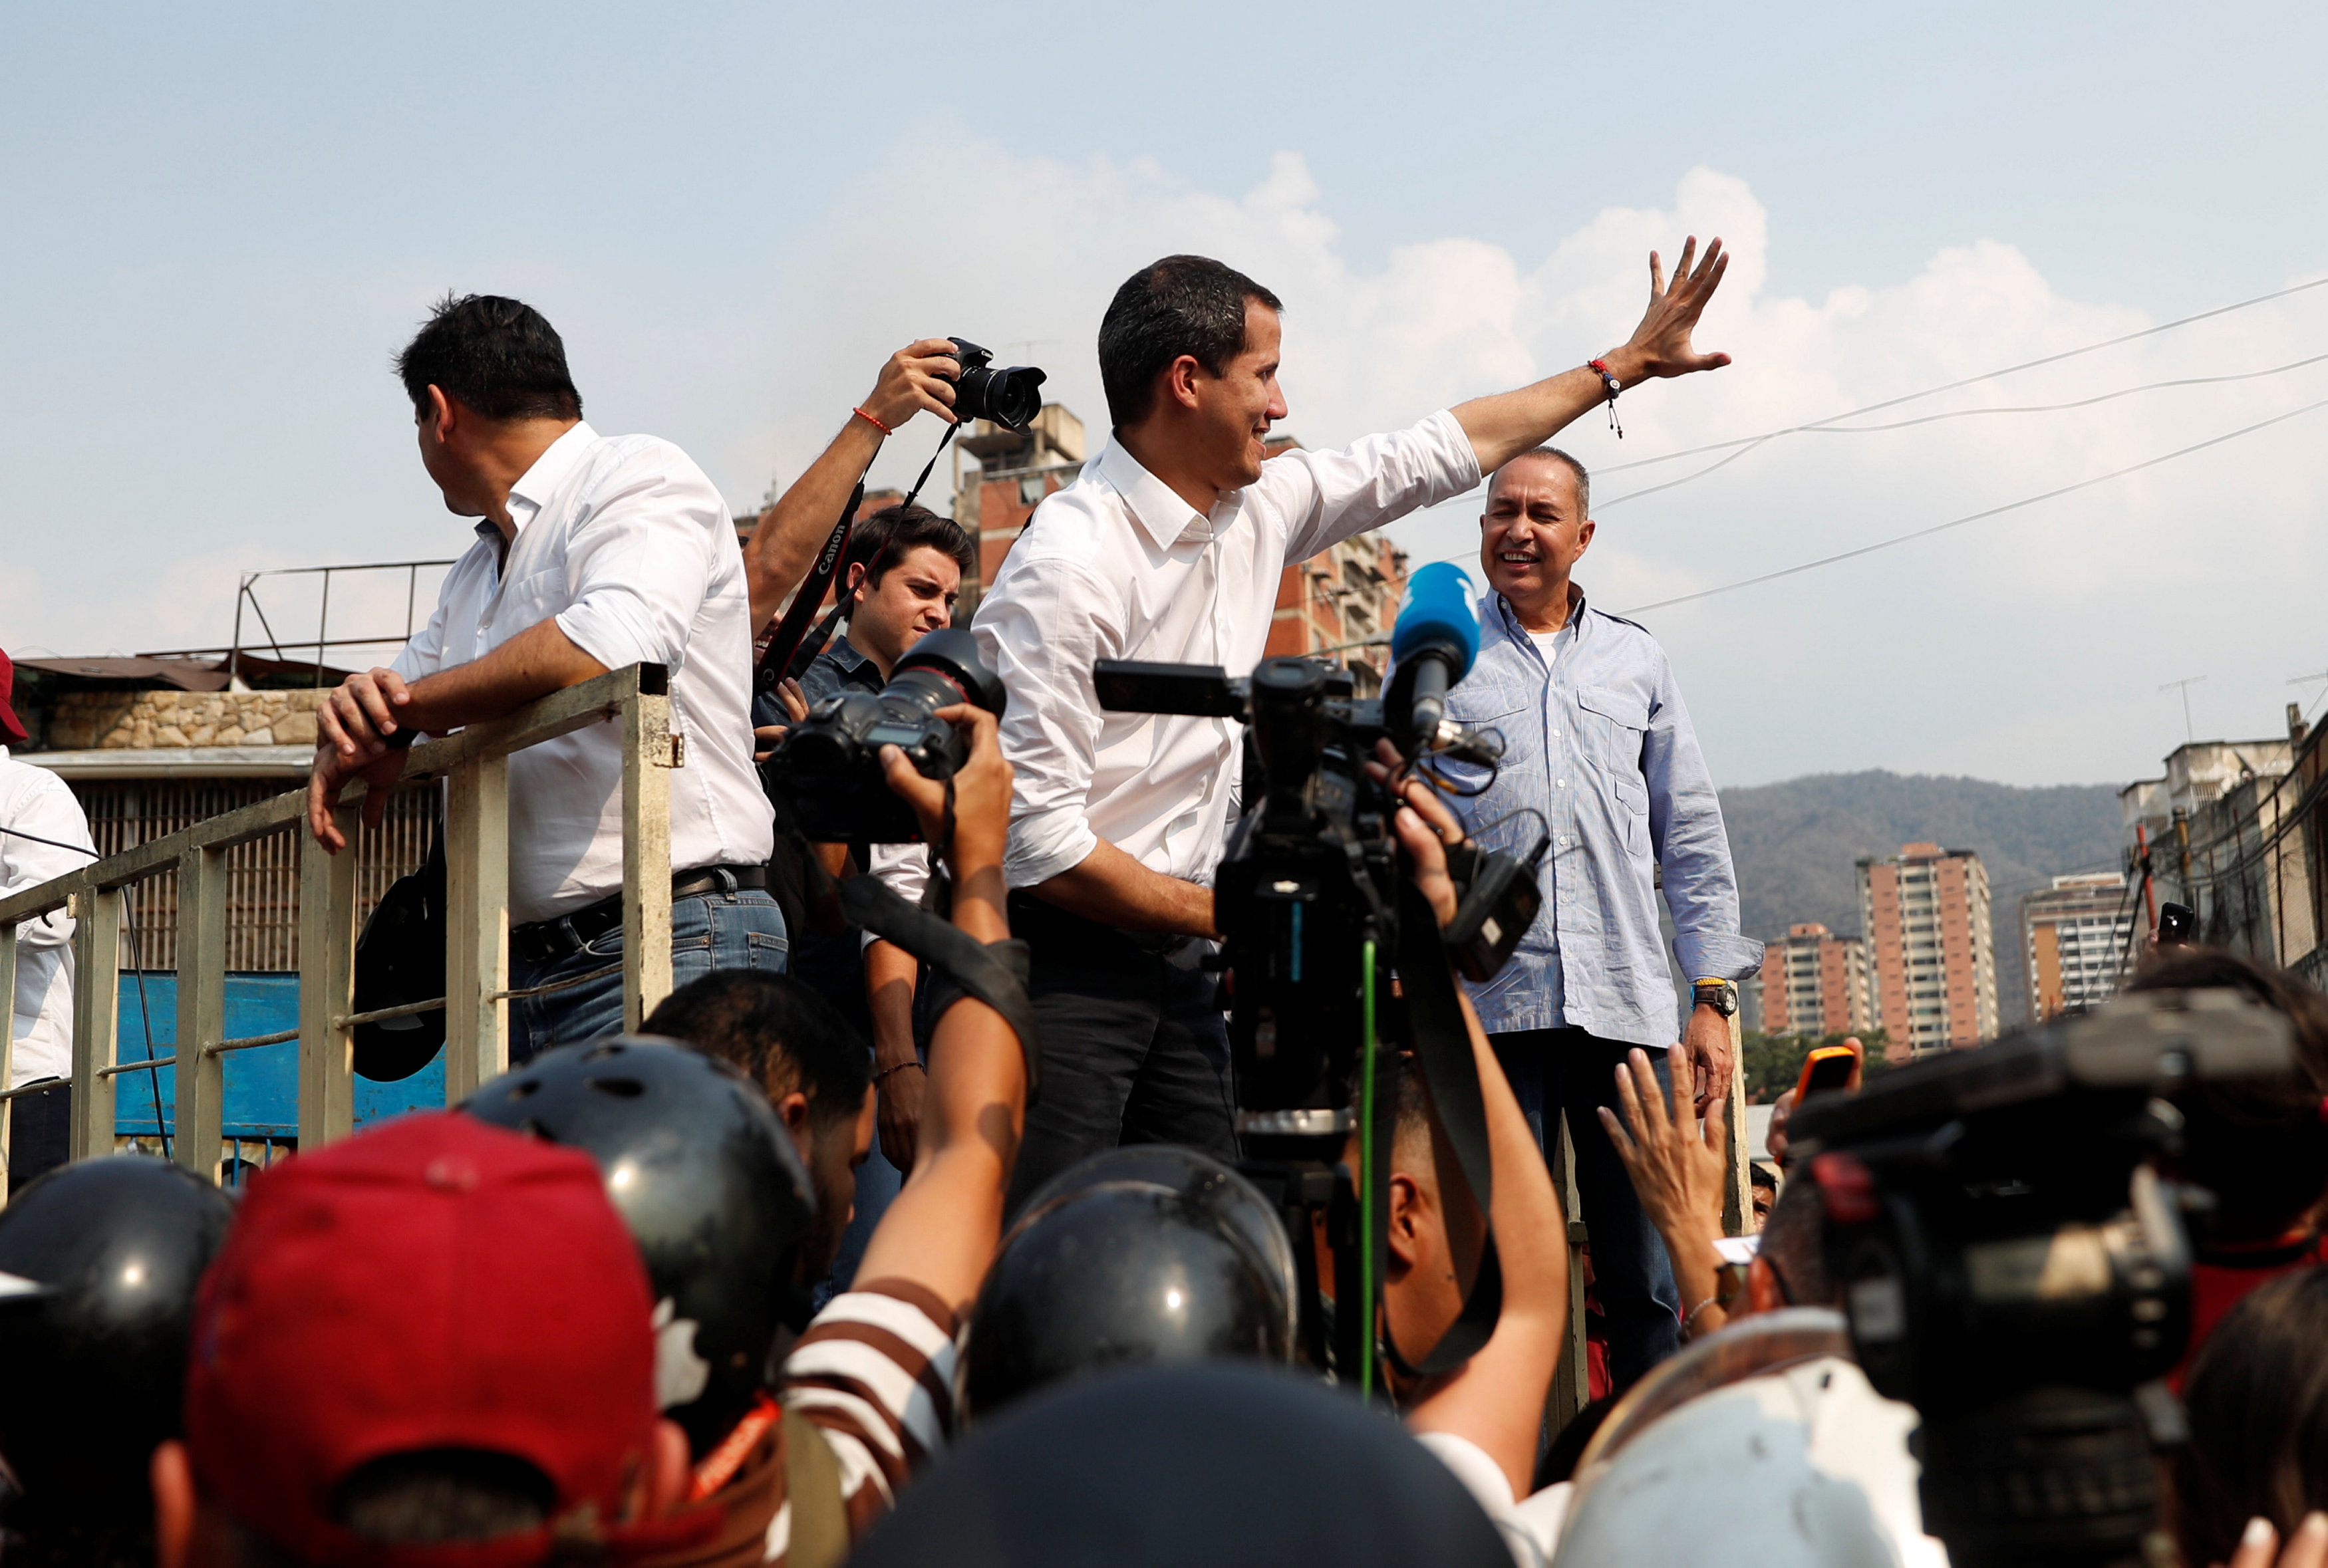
[
  {"x1": 0, "y1": 1155, "x2": 235, "y2": 1521},
  {"x1": 853, "y1": 1363, "x2": 1512, "y2": 1568},
  {"x1": 461, "y1": 1037, "x2": 814, "y2": 1458},
  {"x1": 958, "y1": 1146, "x2": 1300, "y2": 1423}
]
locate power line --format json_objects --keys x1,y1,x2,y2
[
  {"x1": 1596, "y1": 271, "x2": 2328, "y2": 477},
  {"x1": 1619, "y1": 394, "x2": 2328, "y2": 616},
  {"x1": 1594, "y1": 352, "x2": 2328, "y2": 511}
]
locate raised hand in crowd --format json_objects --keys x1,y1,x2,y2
[
  {"x1": 1601, "y1": 1045, "x2": 1733, "y2": 1344},
  {"x1": 744, "y1": 339, "x2": 970, "y2": 636}
]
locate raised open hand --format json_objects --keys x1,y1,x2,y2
[{"x1": 1612, "y1": 235, "x2": 1731, "y2": 383}]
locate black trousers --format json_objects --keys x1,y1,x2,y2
[
  {"x1": 7, "y1": 1081, "x2": 71, "y2": 1192},
  {"x1": 1489, "y1": 1027, "x2": 1683, "y2": 1392},
  {"x1": 1002, "y1": 896, "x2": 1237, "y2": 1217}
]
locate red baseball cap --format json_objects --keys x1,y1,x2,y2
[{"x1": 186, "y1": 1112, "x2": 691, "y2": 1568}]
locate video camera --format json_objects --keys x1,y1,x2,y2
[
  {"x1": 1787, "y1": 989, "x2": 2295, "y2": 1568},
  {"x1": 1094, "y1": 564, "x2": 1540, "y2": 1142},
  {"x1": 1095, "y1": 564, "x2": 1545, "y2": 1390},
  {"x1": 760, "y1": 627, "x2": 1005, "y2": 844}
]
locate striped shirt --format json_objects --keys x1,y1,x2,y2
[{"x1": 637, "y1": 1279, "x2": 958, "y2": 1568}]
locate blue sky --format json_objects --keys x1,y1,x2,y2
[{"x1": 5, "y1": 1, "x2": 2325, "y2": 787}]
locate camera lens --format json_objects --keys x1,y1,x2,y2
[{"x1": 977, "y1": 366, "x2": 1046, "y2": 431}]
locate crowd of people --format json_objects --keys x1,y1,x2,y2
[{"x1": 2, "y1": 239, "x2": 2326, "y2": 1567}]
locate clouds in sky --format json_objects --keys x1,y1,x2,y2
[
  {"x1": 14, "y1": 140, "x2": 2325, "y2": 790},
  {"x1": 742, "y1": 140, "x2": 2327, "y2": 788}
]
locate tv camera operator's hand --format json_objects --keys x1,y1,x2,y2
[
  {"x1": 307, "y1": 666, "x2": 418, "y2": 850},
  {"x1": 1367, "y1": 739, "x2": 1467, "y2": 925},
  {"x1": 1602, "y1": 1046, "x2": 1732, "y2": 1342}
]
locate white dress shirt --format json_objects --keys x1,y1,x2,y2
[
  {"x1": 393, "y1": 422, "x2": 772, "y2": 924},
  {"x1": 1, "y1": 748, "x2": 95, "y2": 1087},
  {"x1": 967, "y1": 411, "x2": 1481, "y2": 893}
]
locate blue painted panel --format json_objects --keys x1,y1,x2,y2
[{"x1": 114, "y1": 974, "x2": 445, "y2": 1139}]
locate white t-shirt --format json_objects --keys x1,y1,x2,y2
[{"x1": 1526, "y1": 628, "x2": 1561, "y2": 670}]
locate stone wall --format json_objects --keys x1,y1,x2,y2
[{"x1": 47, "y1": 689, "x2": 325, "y2": 750}]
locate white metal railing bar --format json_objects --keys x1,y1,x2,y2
[{"x1": 0, "y1": 663, "x2": 678, "y2": 1198}]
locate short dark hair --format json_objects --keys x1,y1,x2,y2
[
  {"x1": 643, "y1": 970, "x2": 871, "y2": 1132},
  {"x1": 1097, "y1": 255, "x2": 1282, "y2": 429},
  {"x1": 1489, "y1": 447, "x2": 1591, "y2": 519},
  {"x1": 2174, "y1": 1269, "x2": 2328, "y2": 1568},
  {"x1": 2128, "y1": 947, "x2": 2328, "y2": 1234},
  {"x1": 849, "y1": 504, "x2": 974, "y2": 590},
  {"x1": 394, "y1": 293, "x2": 583, "y2": 422},
  {"x1": 335, "y1": 1448, "x2": 555, "y2": 1543}
]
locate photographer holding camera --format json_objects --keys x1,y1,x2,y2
[{"x1": 962, "y1": 243, "x2": 1732, "y2": 1205}]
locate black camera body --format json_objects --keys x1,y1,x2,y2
[
  {"x1": 762, "y1": 627, "x2": 1005, "y2": 844},
  {"x1": 945, "y1": 338, "x2": 1047, "y2": 432},
  {"x1": 1095, "y1": 654, "x2": 1535, "y2": 1137},
  {"x1": 1789, "y1": 989, "x2": 2294, "y2": 1567}
]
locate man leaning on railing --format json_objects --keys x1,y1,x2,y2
[{"x1": 305, "y1": 293, "x2": 790, "y2": 1061}]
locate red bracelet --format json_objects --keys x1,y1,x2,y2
[
  {"x1": 1587, "y1": 358, "x2": 1624, "y2": 440},
  {"x1": 853, "y1": 406, "x2": 892, "y2": 436}
]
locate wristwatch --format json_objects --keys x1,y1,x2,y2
[{"x1": 1691, "y1": 978, "x2": 1738, "y2": 1017}]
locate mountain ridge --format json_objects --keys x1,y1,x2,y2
[{"x1": 1716, "y1": 768, "x2": 2126, "y2": 1029}]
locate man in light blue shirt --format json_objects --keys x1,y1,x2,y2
[{"x1": 1443, "y1": 446, "x2": 1762, "y2": 1388}]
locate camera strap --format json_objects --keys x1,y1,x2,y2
[
  {"x1": 754, "y1": 422, "x2": 963, "y2": 699},
  {"x1": 756, "y1": 481, "x2": 865, "y2": 698},
  {"x1": 1381, "y1": 877, "x2": 1504, "y2": 1378}
]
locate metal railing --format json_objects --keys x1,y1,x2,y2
[{"x1": 0, "y1": 664, "x2": 680, "y2": 1198}]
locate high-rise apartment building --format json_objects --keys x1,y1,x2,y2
[
  {"x1": 2022, "y1": 872, "x2": 2135, "y2": 1022},
  {"x1": 1858, "y1": 843, "x2": 1999, "y2": 1055},
  {"x1": 1755, "y1": 922, "x2": 1873, "y2": 1037}
]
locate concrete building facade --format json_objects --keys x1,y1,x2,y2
[
  {"x1": 2022, "y1": 872, "x2": 2136, "y2": 1023},
  {"x1": 1755, "y1": 922, "x2": 1873, "y2": 1038},
  {"x1": 1858, "y1": 843, "x2": 2000, "y2": 1056},
  {"x1": 2120, "y1": 716, "x2": 2319, "y2": 979}
]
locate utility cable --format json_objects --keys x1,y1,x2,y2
[
  {"x1": 1595, "y1": 351, "x2": 2328, "y2": 511},
  {"x1": 1620, "y1": 394, "x2": 2328, "y2": 615},
  {"x1": 1596, "y1": 271, "x2": 2328, "y2": 477}
]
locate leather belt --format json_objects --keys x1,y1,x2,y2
[{"x1": 511, "y1": 865, "x2": 769, "y2": 966}]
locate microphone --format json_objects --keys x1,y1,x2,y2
[{"x1": 1384, "y1": 562, "x2": 1481, "y2": 755}]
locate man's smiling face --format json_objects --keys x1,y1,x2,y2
[{"x1": 1480, "y1": 452, "x2": 1595, "y2": 623}]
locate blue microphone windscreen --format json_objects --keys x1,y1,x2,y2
[{"x1": 1390, "y1": 562, "x2": 1481, "y2": 678}]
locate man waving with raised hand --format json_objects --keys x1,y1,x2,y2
[{"x1": 960, "y1": 238, "x2": 1733, "y2": 1210}]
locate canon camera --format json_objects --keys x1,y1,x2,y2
[{"x1": 762, "y1": 627, "x2": 1006, "y2": 844}]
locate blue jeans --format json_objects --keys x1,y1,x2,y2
[
  {"x1": 1489, "y1": 1027, "x2": 1683, "y2": 1392},
  {"x1": 508, "y1": 886, "x2": 789, "y2": 1063}
]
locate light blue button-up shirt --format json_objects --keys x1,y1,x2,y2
[{"x1": 1435, "y1": 587, "x2": 1762, "y2": 1045}]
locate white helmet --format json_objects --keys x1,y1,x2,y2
[{"x1": 1553, "y1": 1309, "x2": 1947, "y2": 1568}]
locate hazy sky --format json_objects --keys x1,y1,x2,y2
[{"x1": 5, "y1": 1, "x2": 2325, "y2": 789}]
